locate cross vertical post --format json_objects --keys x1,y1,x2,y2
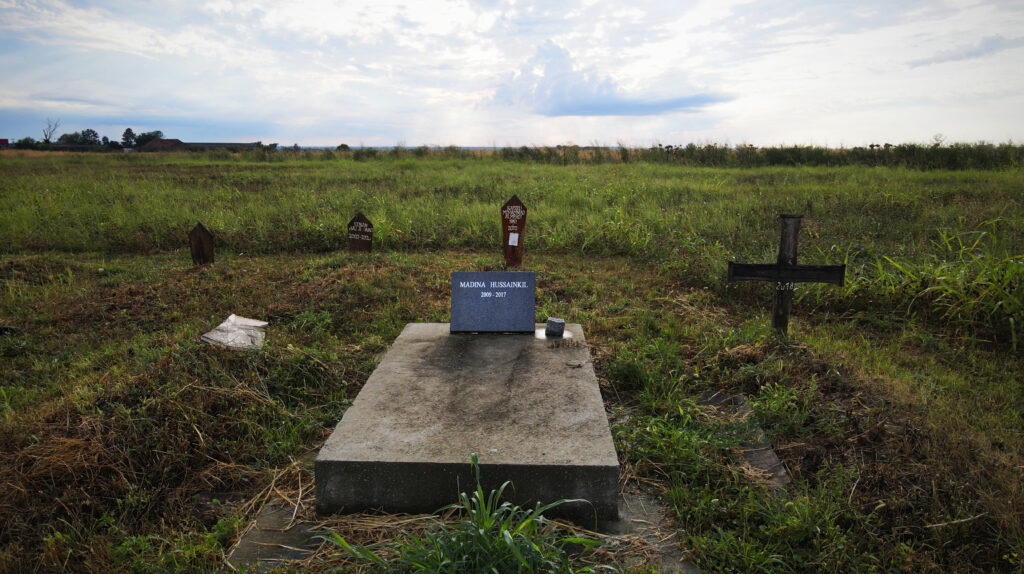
[{"x1": 771, "y1": 214, "x2": 801, "y2": 334}]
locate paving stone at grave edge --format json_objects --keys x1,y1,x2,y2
[
  {"x1": 698, "y1": 389, "x2": 791, "y2": 489},
  {"x1": 315, "y1": 323, "x2": 619, "y2": 525},
  {"x1": 225, "y1": 503, "x2": 318, "y2": 572},
  {"x1": 611, "y1": 490, "x2": 700, "y2": 574}
]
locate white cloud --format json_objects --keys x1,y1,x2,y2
[
  {"x1": 909, "y1": 35, "x2": 1024, "y2": 68},
  {"x1": 0, "y1": 0, "x2": 1022, "y2": 145},
  {"x1": 495, "y1": 40, "x2": 728, "y2": 116}
]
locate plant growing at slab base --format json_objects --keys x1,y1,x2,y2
[{"x1": 325, "y1": 454, "x2": 602, "y2": 573}]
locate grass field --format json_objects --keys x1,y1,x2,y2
[{"x1": 1, "y1": 150, "x2": 1022, "y2": 572}]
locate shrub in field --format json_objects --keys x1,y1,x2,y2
[
  {"x1": 353, "y1": 147, "x2": 379, "y2": 161},
  {"x1": 843, "y1": 221, "x2": 1024, "y2": 348}
]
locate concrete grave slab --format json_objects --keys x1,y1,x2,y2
[{"x1": 315, "y1": 323, "x2": 619, "y2": 524}]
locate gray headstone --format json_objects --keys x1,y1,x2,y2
[{"x1": 450, "y1": 271, "x2": 535, "y2": 333}]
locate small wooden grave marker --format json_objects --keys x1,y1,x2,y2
[
  {"x1": 728, "y1": 214, "x2": 845, "y2": 335},
  {"x1": 501, "y1": 195, "x2": 527, "y2": 268},
  {"x1": 189, "y1": 222, "x2": 214, "y2": 265},
  {"x1": 347, "y1": 212, "x2": 373, "y2": 252}
]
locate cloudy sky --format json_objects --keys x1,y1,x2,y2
[{"x1": 1, "y1": 0, "x2": 1022, "y2": 147}]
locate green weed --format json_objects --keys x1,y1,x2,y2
[
  {"x1": 326, "y1": 454, "x2": 602, "y2": 573},
  {"x1": 831, "y1": 219, "x2": 1024, "y2": 348}
]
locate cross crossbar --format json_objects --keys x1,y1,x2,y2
[{"x1": 727, "y1": 262, "x2": 845, "y2": 285}]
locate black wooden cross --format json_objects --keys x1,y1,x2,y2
[{"x1": 727, "y1": 214, "x2": 845, "y2": 335}]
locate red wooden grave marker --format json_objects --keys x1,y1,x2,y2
[{"x1": 501, "y1": 195, "x2": 526, "y2": 268}]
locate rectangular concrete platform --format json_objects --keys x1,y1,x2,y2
[{"x1": 315, "y1": 323, "x2": 619, "y2": 524}]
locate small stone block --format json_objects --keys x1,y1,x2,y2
[{"x1": 545, "y1": 317, "x2": 565, "y2": 338}]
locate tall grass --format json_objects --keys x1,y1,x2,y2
[
  {"x1": 3, "y1": 153, "x2": 1020, "y2": 345},
  {"x1": 883, "y1": 221, "x2": 1022, "y2": 348},
  {"x1": 796, "y1": 218, "x2": 1023, "y2": 348},
  {"x1": 2, "y1": 154, "x2": 1020, "y2": 257}
]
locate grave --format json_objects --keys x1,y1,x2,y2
[
  {"x1": 728, "y1": 214, "x2": 845, "y2": 334},
  {"x1": 316, "y1": 196, "x2": 618, "y2": 524},
  {"x1": 315, "y1": 322, "x2": 619, "y2": 523}
]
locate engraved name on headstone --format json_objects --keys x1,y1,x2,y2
[
  {"x1": 501, "y1": 195, "x2": 527, "y2": 268},
  {"x1": 347, "y1": 212, "x2": 373, "y2": 252}
]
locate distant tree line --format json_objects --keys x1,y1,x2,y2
[
  {"x1": 200, "y1": 141, "x2": 1024, "y2": 170},
  {"x1": 328, "y1": 141, "x2": 1024, "y2": 170},
  {"x1": 493, "y1": 141, "x2": 1024, "y2": 170},
  {"x1": 13, "y1": 119, "x2": 164, "y2": 151},
  {"x1": 8, "y1": 120, "x2": 1022, "y2": 170}
]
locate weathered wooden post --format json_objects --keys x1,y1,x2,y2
[
  {"x1": 771, "y1": 214, "x2": 801, "y2": 333},
  {"x1": 727, "y1": 214, "x2": 845, "y2": 335},
  {"x1": 501, "y1": 195, "x2": 527, "y2": 268},
  {"x1": 347, "y1": 212, "x2": 373, "y2": 252},
  {"x1": 189, "y1": 222, "x2": 215, "y2": 265}
]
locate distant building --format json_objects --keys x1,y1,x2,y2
[
  {"x1": 185, "y1": 142, "x2": 262, "y2": 150},
  {"x1": 0, "y1": 139, "x2": 9, "y2": 148},
  {"x1": 141, "y1": 138, "x2": 189, "y2": 152},
  {"x1": 140, "y1": 139, "x2": 261, "y2": 152},
  {"x1": 48, "y1": 144, "x2": 103, "y2": 152}
]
